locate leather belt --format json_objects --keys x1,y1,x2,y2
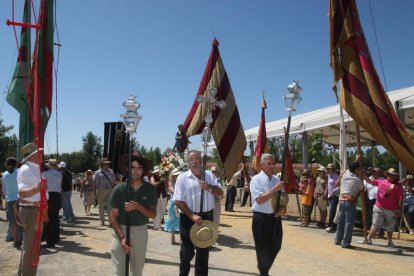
[
  {"x1": 19, "y1": 199, "x2": 40, "y2": 206},
  {"x1": 20, "y1": 205, "x2": 38, "y2": 209}
]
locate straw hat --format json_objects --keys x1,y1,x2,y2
[
  {"x1": 210, "y1": 166, "x2": 218, "y2": 172},
  {"x1": 190, "y1": 220, "x2": 219, "y2": 248},
  {"x1": 21, "y1": 143, "x2": 43, "y2": 163},
  {"x1": 317, "y1": 166, "x2": 327, "y2": 173},
  {"x1": 326, "y1": 163, "x2": 335, "y2": 169},
  {"x1": 386, "y1": 168, "x2": 399, "y2": 176},
  {"x1": 100, "y1": 158, "x2": 111, "y2": 165},
  {"x1": 300, "y1": 176, "x2": 308, "y2": 182},
  {"x1": 151, "y1": 166, "x2": 160, "y2": 174}
]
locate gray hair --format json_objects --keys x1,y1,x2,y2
[
  {"x1": 260, "y1": 153, "x2": 275, "y2": 164},
  {"x1": 187, "y1": 149, "x2": 202, "y2": 157}
]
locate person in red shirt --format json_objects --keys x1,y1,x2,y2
[{"x1": 361, "y1": 168, "x2": 404, "y2": 247}]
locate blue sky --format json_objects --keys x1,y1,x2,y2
[{"x1": 1, "y1": 0, "x2": 414, "y2": 155}]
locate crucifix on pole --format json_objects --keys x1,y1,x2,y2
[{"x1": 196, "y1": 87, "x2": 226, "y2": 212}]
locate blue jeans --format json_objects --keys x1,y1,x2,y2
[
  {"x1": 328, "y1": 195, "x2": 339, "y2": 229},
  {"x1": 61, "y1": 191, "x2": 75, "y2": 220},
  {"x1": 335, "y1": 201, "x2": 356, "y2": 245}
]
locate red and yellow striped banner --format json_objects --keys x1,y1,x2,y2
[{"x1": 330, "y1": 0, "x2": 414, "y2": 172}]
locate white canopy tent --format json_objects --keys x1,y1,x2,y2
[{"x1": 245, "y1": 86, "x2": 414, "y2": 148}]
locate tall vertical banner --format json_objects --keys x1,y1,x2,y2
[
  {"x1": 183, "y1": 39, "x2": 247, "y2": 181},
  {"x1": 104, "y1": 122, "x2": 129, "y2": 174},
  {"x1": 6, "y1": 0, "x2": 32, "y2": 158},
  {"x1": 283, "y1": 145, "x2": 296, "y2": 192},
  {"x1": 330, "y1": 0, "x2": 414, "y2": 172},
  {"x1": 251, "y1": 99, "x2": 268, "y2": 175},
  {"x1": 31, "y1": 0, "x2": 54, "y2": 148}
]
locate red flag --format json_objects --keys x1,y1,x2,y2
[
  {"x1": 330, "y1": 0, "x2": 414, "y2": 172},
  {"x1": 283, "y1": 145, "x2": 296, "y2": 192},
  {"x1": 252, "y1": 99, "x2": 268, "y2": 174},
  {"x1": 31, "y1": 0, "x2": 54, "y2": 148},
  {"x1": 183, "y1": 39, "x2": 246, "y2": 181}
]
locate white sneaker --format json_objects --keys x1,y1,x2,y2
[
  {"x1": 357, "y1": 238, "x2": 372, "y2": 245},
  {"x1": 387, "y1": 240, "x2": 395, "y2": 247}
]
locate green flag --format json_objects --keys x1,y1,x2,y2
[{"x1": 6, "y1": 0, "x2": 32, "y2": 159}]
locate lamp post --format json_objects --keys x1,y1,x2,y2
[
  {"x1": 273, "y1": 81, "x2": 302, "y2": 214},
  {"x1": 196, "y1": 87, "x2": 226, "y2": 212},
  {"x1": 121, "y1": 95, "x2": 142, "y2": 276}
]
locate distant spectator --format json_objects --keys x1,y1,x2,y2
[
  {"x1": 43, "y1": 159, "x2": 63, "y2": 248},
  {"x1": 2, "y1": 157, "x2": 23, "y2": 248},
  {"x1": 360, "y1": 168, "x2": 404, "y2": 247},
  {"x1": 94, "y1": 158, "x2": 116, "y2": 226},
  {"x1": 81, "y1": 170, "x2": 96, "y2": 216},
  {"x1": 325, "y1": 163, "x2": 340, "y2": 233},
  {"x1": 59, "y1": 161, "x2": 75, "y2": 222}
]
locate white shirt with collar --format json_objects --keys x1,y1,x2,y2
[
  {"x1": 17, "y1": 161, "x2": 49, "y2": 202},
  {"x1": 250, "y1": 171, "x2": 280, "y2": 214},
  {"x1": 173, "y1": 169, "x2": 220, "y2": 213}
]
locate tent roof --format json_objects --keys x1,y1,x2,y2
[{"x1": 245, "y1": 86, "x2": 414, "y2": 147}]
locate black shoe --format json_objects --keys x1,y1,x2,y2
[
  {"x1": 46, "y1": 243, "x2": 55, "y2": 248},
  {"x1": 13, "y1": 241, "x2": 22, "y2": 248},
  {"x1": 341, "y1": 244, "x2": 354, "y2": 249}
]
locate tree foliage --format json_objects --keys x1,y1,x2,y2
[{"x1": 0, "y1": 118, "x2": 18, "y2": 171}]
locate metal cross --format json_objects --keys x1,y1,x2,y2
[
  {"x1": 196, "y1": 87, "x2": 226, "y2": 146},
  {"x1": 195, "y1": 87, "x2": 226, "y2": 212}
]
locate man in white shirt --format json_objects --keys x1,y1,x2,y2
[
  {"x1": 17, "y1": 143, "x2": 48, "y2": 276},
  {"x1": 250, "y1": 153, "x2": 284, "y2": 276},
  {"x1": 174, "y1": 150, "x2": 223, "y2": 276}
]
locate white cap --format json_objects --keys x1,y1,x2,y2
[{"x1": 58, "y1": 161, "x2": 66, "y2": 168}]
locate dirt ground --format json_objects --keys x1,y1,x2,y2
[{"x1": 0, "y1": 192, "x2": 413, "y2": 275}]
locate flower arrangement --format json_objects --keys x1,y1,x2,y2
[{"x1": 159, "y1": 150, "x2": 188, "y2": 178}]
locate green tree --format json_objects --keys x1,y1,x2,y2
[
  {"x1": 0, "y1": 117, "x2": 18, "y2": 171},
  {"x1": 81, "y1": 131, "x2": 103, "y2": 171}
]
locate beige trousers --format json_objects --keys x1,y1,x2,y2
[{"x1": 111, "y1": 224, "x2": 148, "y2": 276}]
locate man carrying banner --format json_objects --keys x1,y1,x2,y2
[
  {"x1": 173, "y1": 150, "x2": 223, "y2": 276},
  {"x1": 250, "y1": 153, "x2": 284, "y2": 276},
  {"x1": 17, "y1": 143, "x2": 48, "y2": 276},
  {"x1": 109, "y1": 152, "x2": 157, "y2": 275}
]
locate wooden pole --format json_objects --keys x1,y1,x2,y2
[{"x1": 356, "y1": 125, "x2": 368, "y2": 243}]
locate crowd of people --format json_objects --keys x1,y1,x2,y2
[
  {"x1": 1, "y1": 143, "x2": 414, "y2": 275},
  {"x1": 295, "y1": 158, "x2": 414, "y2": 250}
]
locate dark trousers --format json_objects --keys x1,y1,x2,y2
[
  {"x1": 225, "y1": 186, "x2": 237, "y2": 211},
  {"x1": 45, "y1": 192, "x2": 62, "y2": 246},
  {"x1": 241, "y1": 190, "x2": 251, "y2": 206},
  {"x1": 328, "y1": 195, "x2": 339, "y2": 230},
  {"x1": 252, "y1": 212, "x2": 283, "y2": 276},
  {"x1": 179, "y1": 211, "x2": 213, "y2": 276}
]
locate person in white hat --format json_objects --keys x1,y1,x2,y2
[
  {"x1": 150, "y1": 166, "x2": 168, "y2": 230},
  {"x1": 315, "y1": 166, "x2": 328, "y2": 228},
  {"x1": 43, "y1": 159, "x2": 63, "y2": 248},
  {"x1": 173, "y1": 150, "x2": 223, "y2": 275},
  {"x1": 17, "y1": 143, "x2": 48, "y2": 276},
  {"x1": 58, "y1": 161, "x2": 76, "y2": 222},
  {"x1": 359, "y1": 168, "x2": 404, "y2": 247}
]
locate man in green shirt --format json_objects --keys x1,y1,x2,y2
[{"x1": 109, "y1": 152, "x2": 157, "y2": 276}]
